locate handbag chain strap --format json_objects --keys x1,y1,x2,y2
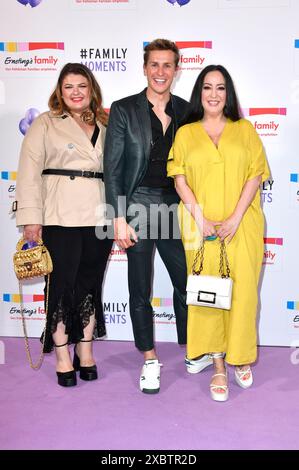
[
  {"x1": 219, "y1": 241, "x2": 231, "y2": 278},
  {"x1": 192, "y1": 243, "x2": 204, "y2": 275},
  {"x1": 192, "y1": 240, "x2": 231, "y2": 278},
  {"x1": 19, "y1": 274, "x2": 50, "y2": 370}
]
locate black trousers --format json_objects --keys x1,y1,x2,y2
[
  {"x1": 126, "y1": 187, "x2": 187, "y2": 351},
  {"x1": 42, "y1": 226, "x2": 113, "y2": 352}
]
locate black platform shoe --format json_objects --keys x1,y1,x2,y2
[
  {"x1": 56, "y1": 370, "x2": 77, "y2": 387},
  {"x1": 55, "y1": 342, "x2": 77, "y2": 387},
  {"x1": 73, "y1": 340, "x2": 98, "y2": 381}
]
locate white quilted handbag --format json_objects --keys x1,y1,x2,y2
[{"x1": 186, "y1": 240, "x2": 233, "y2": 310}]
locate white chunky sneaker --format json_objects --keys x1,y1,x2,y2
[
  {"x1": 185, "y1": 354, "x2": 213, "y2": 374},
  {"x1": 139, "y1": 359, "x2": 162, "y2": 394}
]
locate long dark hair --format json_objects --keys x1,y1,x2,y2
[
  {"x1": 48, "y1": 62, "x2": 108, "y2": 126},
  {"x1": 184, "y1": 64, "x2": 241, "y2": 124}
]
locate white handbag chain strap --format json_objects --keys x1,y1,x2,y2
[{"x1": 192, "y1": 240, "x2": 231, "y2": 279}]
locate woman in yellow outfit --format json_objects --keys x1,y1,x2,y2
[{"x1": 167, "y1": 65, "x2": 270, "y2": 401}]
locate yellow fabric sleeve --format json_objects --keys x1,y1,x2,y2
[
  {"x1": 246, "y1": 120, "x2": 270, "y2": 182},
  {"x1": 167, "y1": 127, "x2": 186, "y2": 177}
]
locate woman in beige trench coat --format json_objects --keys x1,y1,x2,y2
[{"x1": 15, "y1": 63, "x2": 113, "y2": 387}]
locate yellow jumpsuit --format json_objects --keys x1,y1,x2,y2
[{"x1": 167, "y1": 119, "x2": 270, "y2": 365}]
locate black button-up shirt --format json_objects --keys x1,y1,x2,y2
[{"x1": 139, "y1": 99, "x2": 175, "y2": 188}]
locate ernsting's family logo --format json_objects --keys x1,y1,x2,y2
[
  {"x1": 17, "y1": 0, "x2": 43, "y2": 7},
  {"x1": 0, "y1": 42, "x2": 64, "y2": 74},
  {"x1": 143, "y1": 41, "x2": 212, "y2": 73},
  {"x1": 177, "y1": 41, "x2": 212, "y2": 71},
  {"x1": 289, "y1": 174, "x2": 299, "y2": 209},
  {"x1": 0, "y1": 172, "x2": 17, "y2": 200},
  {"x1": 242, "y1": 108, "x2": 286, "y2": 138},
  {"x1": 287, "y1": 301, "x2": 299, "y2": 329},
  {"x1": 3, "y1": 293, "x2": 45, "y2": 319},
  {"x1": 263, "y1": 237, "x2": 283, "y2": 267}
]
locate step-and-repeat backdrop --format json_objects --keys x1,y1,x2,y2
[{"x1": 0, "y1": 0, "x2": 298, "y2": 346}]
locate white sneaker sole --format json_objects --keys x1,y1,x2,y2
[{"x1": 140, "y1": 386, "x2": 160, "y2": 394}]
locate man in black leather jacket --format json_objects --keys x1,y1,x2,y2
[{"x1": 104, "y1": 39, "x2": 212, "y2": 394}]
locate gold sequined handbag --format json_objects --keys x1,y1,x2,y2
[
  {"x1": 13, "y1": 237, "x2": 53, "y2": 280},
  {"x1": 13, "y1": 237, "x2": 53, "y2": 369}
]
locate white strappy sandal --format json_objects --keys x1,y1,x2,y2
[
  {"x1": 210, "y1": 353, "x2": 228, "y2": 402},
  {"x1": 235, "y1": 366, "x2": 253, "y2": 389},
  {"x1": 210, "y1": 372, "x2": 229, "y2": 402}
]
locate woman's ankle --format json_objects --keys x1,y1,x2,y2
[
  {"x1": 76, "y1": 342, "x2": 95, "y2": 366},
  {"x1": 56, "y1": 358, "x2": 74, "y2": 373}
]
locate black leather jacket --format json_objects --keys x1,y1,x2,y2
[{"x1": 103, "y1": 88, "x2": 190, "y2": 218}]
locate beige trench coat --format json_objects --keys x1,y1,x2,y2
[{"x1": 15, "y1": 111, "x2": 107, "y2": 227}]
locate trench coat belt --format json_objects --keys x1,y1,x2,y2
[{"x1": 42, "y1": 169, "x2": 104, "y2": 180}]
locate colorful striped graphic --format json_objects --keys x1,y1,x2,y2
[
  {"x1": 1, "y1": 171, "x2": 17, "y2": 180},
  {"x1": 175, "y1": 41, "x2": 212, "y2": 49},
  {"x1": 287, "y1": 301, "x2": 299, "y2": 310},
  {"x1": 3, "y1": 293, "x2": 44, "y2": 302},
  {"x1": 0, "y1": 42, "x2": 64, "y2": 52},
  {"x1": 290, "y1": 173, "x2": 299, "y2": 183},
  {"x1": 143, "y1": 41, "x2": 212, "y2": 49},
  {"x1": 151, "y1": 298, "x2": 173, "y2": 307},
  {"x1": 242, "y1": 108, "x2": 287, "y2": 116},
  {"x1": 264, "y1": 237, "x2": 283, "y2": 246}
]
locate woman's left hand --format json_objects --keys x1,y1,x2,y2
[{"x1": 216, "y1": 214, "x2": 242, "y2": 243}]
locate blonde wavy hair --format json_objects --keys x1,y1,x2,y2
[{"x1": 48, "y1": 63, "x2": 108, "y2": 126}]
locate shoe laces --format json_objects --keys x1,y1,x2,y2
[
  {"x1": 142, "y1": 360, "x2": 162, "y2": 378},
  {"x1": 144, "y1": 360, "x2": 163, "y2": 368}
]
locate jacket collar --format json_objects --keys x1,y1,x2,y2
[
  {"x1": 135, "y1": 88, "x2": 178, "y2": 158},
  {"x1": 48, "y1": 110, "x2": 70, "y2": 119},
  {"x1": 48, "y1": 110, "x2": 102, "y2": 129},
  {"x1": 47, "y1": 111, "x2": 104, "y2": 159},
  {"x1": 136, "y1": 89, "x2": 151, "y2": 159}
]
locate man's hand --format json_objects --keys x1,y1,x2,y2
[{"x1": 113, "y1": 217, "x2": 138, "y2": 249}]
